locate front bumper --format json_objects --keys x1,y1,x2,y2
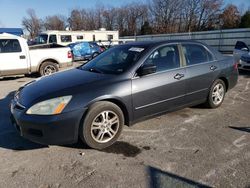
[{"x1": 10, "y1": 100, "x2": 86, "y2": 145}]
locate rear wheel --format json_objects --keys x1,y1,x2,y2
[
  {"x1": 205, "y1": 79, "x2": 226, "y2": 108},
  {"x1": 80, "y1": 101, "x2": 124, "y2": 150},
  {"x1": 39, "y1": 61, "x2": 59, "y2": 76}
]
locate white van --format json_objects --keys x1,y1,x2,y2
[{"x1": 36, "y1": 29, "x2": 119, "y2": 46}]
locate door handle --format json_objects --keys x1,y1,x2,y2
[
  {"x1": 174, "y1": 73, "x2": 184, "y2": 80},
  {"x1": 210, "y1": 65, "x2": 217, "y2": 71},
  {"x1": 19, "y1": 55, "x2": 26, "y2": 59}
]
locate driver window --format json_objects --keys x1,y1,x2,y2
[{"x1": 144, "y1": 45, "x2": 180, "y2": 72}]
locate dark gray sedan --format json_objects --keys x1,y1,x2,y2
[{"x1": 11, "y1": 40, "x2": 238, "y2": 149}]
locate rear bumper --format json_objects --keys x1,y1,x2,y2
[
  {"x1": 227, "y1": 69, "x2": 238, "y2": 90},
  {"x1": 11, "y1": 101, "x2": 86, "y2": 145}
]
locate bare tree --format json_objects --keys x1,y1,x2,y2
[
  {"x1": 102, "y1": 7, "x2": 117, "y2": 30},
  {"x1": 68, "y1": 9, "x2": 84, "y2": 30},
  {"x1": 115, "y1": 8, "x2": 128, "y2": 35},
  {"x1": 22, "y1": 9, "x2": 42, "y2": 38},
  {"x1": 30, "y1": 0, "x2": 236, "y2": 36},
  {"x1": 95, "y1": 5, "x2": 105, "y2": 29},
  {"x1": 220, "y1": 4, "x2": 240, "y2": 29},
  {"x1": 149, "y1": 0, "x2": 182, "y2": 33},
  {"x1": 44, "y1": 15, "x2": 66, "y2": 30},
  {"x1": 123, "y1": 3, "x2": 148, "y2": 36},
  {"x1": 181, "y1": 0, "x2": 200, "y2": 32},
  {"x1": 196, "y1": 0, "x2": 223, "y2": 30},
  {"x1": 68, "y1": 8, "x2": 101, "y2": 31},
  {"x1": 84, "y1": 9, "x2": 98, "y2": 30}
]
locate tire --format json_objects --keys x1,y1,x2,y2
[
  {"x1": 80, "y1": 101, "x2": 124, "y2": 150},
  {"x1": 205, "y1": 79, "x2": 226, "y2": 108},
  {"x1": 92, "y1": 52, "x2": 99, "y2": 59},
  {"x1": 39, "y1": 61, "x2": 59, "y2": 76}
]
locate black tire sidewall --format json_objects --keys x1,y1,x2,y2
[
  {"x1": 92, "y1": 52, "x2": 99, "y2": 59},
  {"x1": 39, "y1": 61, "x2": 59, "y2": 76},
  {"x1": 80, "y1": 102, "x2": 124, "y2": 150},
  {"x1": 208, "y1": 79, "x2": 226, "y2": 108}
]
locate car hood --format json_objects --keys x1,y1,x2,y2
[{"x1": 18, "y1": 68, "x2": 114, "y2": 107}]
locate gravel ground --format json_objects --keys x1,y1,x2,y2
[{"x1": 0, "y1": 68, "x2": 249, "y2": 188}]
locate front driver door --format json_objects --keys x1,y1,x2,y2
[{"x1": 132, "y1": 44, "x2": 186, "y2": 120}]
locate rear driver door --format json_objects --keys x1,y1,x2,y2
[{"x1": 181, "y1": 43, "x2": 220, "y2": 103}]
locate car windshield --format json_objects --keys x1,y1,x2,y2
[
  {"x1": 36, "y1": 34, "x2": 48, "y2": 44},
  {"x1": 81, "y1": 45, "x2": 148, "y2": 74}
]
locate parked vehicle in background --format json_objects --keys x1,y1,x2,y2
[
  {"x1": 35, "y1": 28, "x2": 119, "y2": 46},
  {"x1": 10, "y1": 40, "x2": 238, "y2": 150},
  {"x1": 68, "y1": 42, "x2": 103, "y2": 61},
  {"x1": 0, "y1": 33, "x2": 73, "y2": 77},
  {"x1": 0, "y1": 28, "x2": 24, "y2": 37},
  {"x1": 233, "y1": 41, "x2": 250, "y2": 70}
]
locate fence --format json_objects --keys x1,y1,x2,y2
[{"x1": 120, "y1": 28, "x2": 250, "y2": 53}]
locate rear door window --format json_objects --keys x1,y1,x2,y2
[
  {"x1": 182, "y1": 44, "x2": 214, "y2": 65},
  {"x1": 0, "y1": 39, "x2": 22, "y2": 53}
]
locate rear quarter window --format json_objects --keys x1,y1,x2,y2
[{"x1": 0, "y1": 39, "x2": 22, "y2": 53}]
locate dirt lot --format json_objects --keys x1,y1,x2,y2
[{"x1": 0, "y1": 68, "x2": 249, "y2": 188}]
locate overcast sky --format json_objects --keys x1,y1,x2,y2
[{"x1": 0, "y1": 0, "x2": 249, "y2": 28}]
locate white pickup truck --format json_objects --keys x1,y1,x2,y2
[{"x1": 0, "y1": 33, "x2": 73, "y2": 77}]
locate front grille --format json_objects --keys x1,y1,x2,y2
[{"x1": 28, "y1": 129, "x2": 43, "y2": 137}]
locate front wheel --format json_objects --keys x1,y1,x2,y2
[
  {"x1": 205, "y1": 79, "x2": 226, "y2": 108},
  {"x1": 80, "y1": 101, "x2": 124, "y2": 150}
]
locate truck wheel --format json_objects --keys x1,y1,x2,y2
[
  {"x1": 39, "y1": 61, "x2": 59, "y2": 76},
  {"x1": 205, "y1": 79, "x2": 226, "y2": 108},
  {"x1": 80, "y1": 101, "x2": 124, "y2": 150}
]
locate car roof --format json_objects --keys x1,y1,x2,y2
[{"x1": 121, "y1": 40, "x2": 207, "y2": 47}]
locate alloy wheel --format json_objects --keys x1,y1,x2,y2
[
  {"x1": 212, "y1": 83, "x2": 225, "y2": 105},
  {"x1": 90, "y1": 110, "x2": 119, "y2": 143}
]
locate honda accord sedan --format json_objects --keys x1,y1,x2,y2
[{"x1": 10, "y1": 40, "x2": 238, "y2": 149}]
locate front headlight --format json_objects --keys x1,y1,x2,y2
[{"x1": 26, "y1": 96, "x2": 72, "y2": 115}]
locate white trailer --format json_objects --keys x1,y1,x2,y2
[{"x1": 36, "y1": 28, "x2": 119, "y2": 46}]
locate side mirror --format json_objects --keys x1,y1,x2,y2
[
  {"x1": 137, "y1": 64, "x2": 156, "y2": 76},
  {"x1": 241, "y1": 47, "x2": 249, "y2": 52}
]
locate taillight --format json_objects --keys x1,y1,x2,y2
[
  {"x1": 234, "y1": 60, "x2": 239, "y2": 70},
  {"x1": 68, "y1": 51, "x2": 72, "y2": 59}
]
